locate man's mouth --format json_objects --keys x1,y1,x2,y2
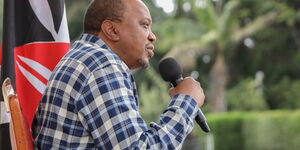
[{"x1": 146, "y1": 44, "x2": 154, "y2": 58}]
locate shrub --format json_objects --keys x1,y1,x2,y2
[
  {"x1": 266, "y1": 77, "x2": 300, "y2": 109},
  {"x1": 196, "y1": 110, "x2": 300, "y2": 150},
  {"x1": 226, "y1": 78, "x2": 268, "y2": 111}
]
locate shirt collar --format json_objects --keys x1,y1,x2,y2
[{"x1": 79, "y1": 33, "x2": 131, "y2": 73}]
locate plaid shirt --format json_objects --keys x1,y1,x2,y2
[{"x1": 32, "y1": 34, "x2": 200, "y2": 150}]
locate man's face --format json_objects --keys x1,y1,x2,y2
[{"x1": 116, "y1": 0, "x2": 156, "y2": 69}]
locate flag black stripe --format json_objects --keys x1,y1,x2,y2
[
  {"x1": 48, "y1": 0, "x2": 65, "y2": 33},
  {"x1": 14, "y1": 0, "x2": 55, "y2": 46}
]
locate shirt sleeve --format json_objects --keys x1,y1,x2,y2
[{"x1": 76, "y1": 64, "x2": 200, "y2": 150}]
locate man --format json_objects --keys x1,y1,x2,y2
[{"x1": 32, "y1": 0, "x2": 205, "y2": 149}]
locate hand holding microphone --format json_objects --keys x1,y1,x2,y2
[
  {"x1": 168, "y1": 77, "x2": 205, "y2": 107},
  {"x1": 158, "y1": 57, "x2": 210, "y2": 133}
]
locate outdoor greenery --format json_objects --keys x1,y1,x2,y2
[
  {"x1": 1, "y1": 0, "x2": 299, "y2": 149},
  {"x1": 196, "y1": 110, "x2": 300, "y2": 150},
  {"x1": 142, "y1": 0, "x2": 300, "y2": 149},
  {"x1": 226, "y1": 78, "x2": 268, "y2": 111}
]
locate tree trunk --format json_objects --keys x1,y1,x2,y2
[{"x1": 208, "y1": 53, "x2": 228, "y2": 112}]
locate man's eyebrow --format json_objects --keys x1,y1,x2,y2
[{"x1": 144, "y1": 18, "x2": 152, "y2": 24}]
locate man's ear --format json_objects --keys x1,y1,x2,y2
[{"x1": 101, "y1": 20, "x2": 120, "y2": 41}]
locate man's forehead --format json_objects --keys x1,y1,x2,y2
[{"x1": 124, "y1": 0, "x2": 152, "y2": 19}]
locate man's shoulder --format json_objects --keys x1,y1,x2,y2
[{"x1": 63, "y1": 42, "x2": 115, "y2": 70}]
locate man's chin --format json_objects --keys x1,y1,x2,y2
[{"x1": 138, "y1": 59, "x2": 150, "y2": 69}]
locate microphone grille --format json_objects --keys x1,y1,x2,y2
[{"x1": 158, "y1": 57, "x2": 183, "y2": 82}]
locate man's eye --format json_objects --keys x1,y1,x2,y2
[{"x1": 143, "y1": 23, "x2": 149, "y2": 29}]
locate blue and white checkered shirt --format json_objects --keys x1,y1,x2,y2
[{"x1": 32, "y1": 34, "x2": 200, "y2": 150}]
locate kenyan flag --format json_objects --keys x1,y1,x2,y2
[{"x1": 0, "y1": 0, "x2": 70, "y2": 149}]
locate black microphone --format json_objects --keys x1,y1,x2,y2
[{"x1": 158, "y1": 57, "x2": 210, "y2": 133}]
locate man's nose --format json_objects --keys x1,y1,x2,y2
[{"x1": 148, "y1": 31, "x2": 156, "y2": 43}]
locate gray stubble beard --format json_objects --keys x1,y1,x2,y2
[{"x1": 137, "y1": 58, "x2": 150, "y2": 69}]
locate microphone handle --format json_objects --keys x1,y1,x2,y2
[
  {"x1": 195, "y1": 109, "x2": 210, "y2": 132},
  {"x1": 171, "y1": 78, "x2": 210, "y2": 133}
]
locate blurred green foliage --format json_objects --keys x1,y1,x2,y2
[
  {"x1": 153, "y1": 18, "x2": 204, "y2": 53},
  {"x1": 148, "y1": 0, "x2": 300, "y2": 113},
  {"x1": 226, "y1": 78, "x2": 268, "y2": 111},
  {"x1": 65, "y1": 0, "x2": 90, "y2": 41},
  {"x1": 266, "y1": 77, "x2": 300, "y2": 109},
  {"x1": 196, "y1": 110, "x2": 300, "y2": 150}
]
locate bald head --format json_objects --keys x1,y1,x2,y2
[{"x1": 83, "y1": 0, "x2": 125, "y2": 34}]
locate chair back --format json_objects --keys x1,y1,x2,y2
[{"x1": 2, "y1": 78, "x2": 34, "y2": 150}]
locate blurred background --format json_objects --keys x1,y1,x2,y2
[{"x1": 1, "y1": 0, "x2": 300, "y2": 149}]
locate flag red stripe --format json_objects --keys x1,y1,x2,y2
[
  {"x1": 15, "y1": 56, "x2": 48, "y2": 85},
  {"x1": 14, "y1": 43, "x2": 69, "y2": 126}
]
